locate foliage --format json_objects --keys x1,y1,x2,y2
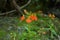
[
  {"x1": 0, "y1": 0, "x2": 60, "y2": 40},
  {"x1": 0, "y1": 10, "x2": 60, "y2": 40},
  {"x1": 17, "y1": 10, "x2": 60, "y2": 40}
]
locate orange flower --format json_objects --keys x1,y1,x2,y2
[
  {"x1": 26, "y1": 18, "x2": 32, "y2": 23},
  {"x1": 20, "y1": 15, "x2": 25, "y2": 21},
  {"x1": 30, "y1": 14, "x2": 38, "y2": 21},
  {"x1": 48, "y1": 14, "x2": 55, "y2": 19},
  {"x1": 33, "y1": 16, "x2": 38, "y2": 21}
]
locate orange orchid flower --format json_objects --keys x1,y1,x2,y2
[
  {"x1": 26, "y1": 18, "x2": 32, "y2": 23},
  {"x1": 20, "y1": 15, "x2": 25, "y2": 21},
  {"x1": 30, "y1": 14, "x2": 38, "y2": 21}
]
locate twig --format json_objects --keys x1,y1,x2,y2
[{"x1": 0, "y1": 0, "x2": 31, "y2": 15}]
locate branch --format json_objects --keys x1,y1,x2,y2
[{"x1": 0, "y1": 0, "x2": 31, "y2": 15}]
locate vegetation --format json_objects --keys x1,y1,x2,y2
[
  {"x1": 0, "y1": 10, "x2": 60, "y2": 40},
  {"x1": 0, "y1": 0, "x2": 60, "y2": 40}
]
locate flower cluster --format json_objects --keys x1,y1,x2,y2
[
  {"x1": 20, "y1": 9, "x2": 38, "y2": 23},
  {"x1": 20, "y1": 10, "x2": 37, "y2": 23},
  {"x1": 26, "y1": 14, "x2": 38, "y2": 23},
  {"x1": 20, "y1": 14, "x2": 38, "y2": 23}
]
